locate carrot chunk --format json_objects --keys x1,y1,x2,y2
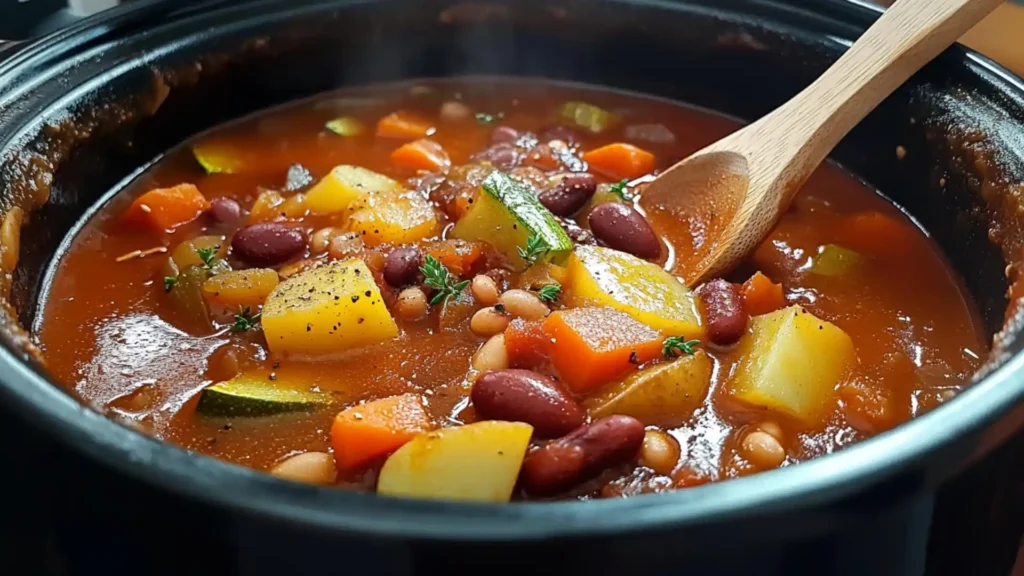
[
  {"x1": 424, "y1": 239, "x2": 483, "y2": 276},
  {"x1": 504, "y1": 318, "x2": 551, "y2": 370},
  {"x1": 331, "y1": 394, "x2": 433, "y2": 469},
  {"x1": 391, "y1": 139, "x2": 451, "y2": 172},
  {"x1": 542, "y1": 307, "x2": 663, "y2": 393},
  {"x1": 376, "y1": 112, "x2": 434, "y2": 140},
  {"x1": 836, "y1": 211, "x2": 918, "y2": 257},
  {"x1": 125, "y1": 184, "x2": 209, "y2": 231},
  {"x1": 583, "y1": 143, "x2": 656, "y2": 180},
  {"x1": 740, "y1": 272, "x2": 787, "y2": 316}
]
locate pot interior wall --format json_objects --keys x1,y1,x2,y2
[{"x1": 5, "y1": 0, "x2": 1020, "y2": 398}]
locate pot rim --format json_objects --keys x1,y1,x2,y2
[{"x1": 2, "y1": 0, "x2": 1024, "y2": 541}]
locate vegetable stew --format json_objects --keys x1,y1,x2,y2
[{"x1": 38, "y1": 79, "x2": 985, "y2": 501}]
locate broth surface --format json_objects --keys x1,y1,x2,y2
[{"x1": 38, "y1": 79, "x2": 984, "y2": 498}]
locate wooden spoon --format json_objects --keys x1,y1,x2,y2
[{"x1": 641, "y1": 0, "x2": 1003, "y2": 287}]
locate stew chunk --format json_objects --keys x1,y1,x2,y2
[
  {"x1": 262, "y1": 259, "x2": 398, "y2": 356},
  {"x1": 726, "y1": 305, "x2": 856, "y2": 426}
]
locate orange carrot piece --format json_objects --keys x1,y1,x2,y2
[
  {"x1": 125, "y1": 184, "x2": 209, "y2": 231},
  {"x1": 330, "y1": 393, "x2": 433, "y2": 469},
  {"x1": 836, "y1": 211, "x2": 918, "y2": 257},
  {"x1": 542, "y1": 307, "x2": 663, "y2": 394},
  {"x1": 504, "y1": 318, "x2": 551, "y2": 370},
  {"x1": 425, "y1": 239, "x2": 483, "y2": 276},
  {"x1": 391, "y1": 139, "x2": 451, "y2": 172},
  {"x1": 740, "y1": 272, "x2": 787, "y2": 316},
  {"x1": 376, "y1": 112, "x2": 433, "y2": 140},
  {"x1": 583, "y1": 143, "x2": 656, "y2": 180}
]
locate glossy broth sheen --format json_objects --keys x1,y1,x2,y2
[{"x1": 39, "y1": 79, "x2": 984, "y2": 498}]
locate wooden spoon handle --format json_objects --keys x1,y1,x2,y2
[{"x1": 758, "y1": 0, "x2": 1003, "y2": 179}]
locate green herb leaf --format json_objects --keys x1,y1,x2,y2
[
  {"x1": 536, "y1": 283, "x2": 561, "y2": 303},
  {"x1": 517, "y1": 234, "x2": 550, "y2": 267},
  {"x1": 195, "y1": 246, "x2": 219, "y2": 269},
  {"x1": 231, "y1": 306, "x2": 262, "y2": 333},
  {"x1": 609, "y1": 179, "x2": 632, "y2": 201},
  {"x1": 662, "y1": 336, "x2": 700, "y2": 358},
  {"x1": 475, "y1": 112, "x2": 505, "y2": 124},
  {"x1": 163, "y1": 276, "x2": 178, "y2": 292},
  {"x1": 420, "y1": 254, "x2": 469, "y2": 305}
]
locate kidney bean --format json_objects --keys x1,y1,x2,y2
[
  {"x1": 695, "y1": 279, "x2": 748, "y2": 346},
  {"x1": 561, "y1": 219, "x2": 597, "y2": 246},
  {"x1": 588, "y1": 202, "x2": 661, "y2": 260},
  {"x1": 383, "y1": 247, "x2": 423, "y2": 287},
  {"x1": 472, "y1": 144, "x2": 520, "y2": 169},
  {"x1": 472, "y1": 369, "x2": 585, "y2": 438},
  {"x1": 208, "y1": 198, "x2": 241, "y2": 224},
  {"x1": 538, "y1": 173, "x2": 597, "y2": 217},
  {"x1": 231, "y1": 223, "x2": 305, "y2": 266},
  {"x1": 491, "y1": 125, "x2": 520, "y2": 144},
  {"x1": 520, "y1": 415, "x2": 645, "y2": 495}
]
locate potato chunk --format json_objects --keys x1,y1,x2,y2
[
  {"x1": 262, "y1": 259, "x2": 398, "y2": 357},
  {"x1": 304, "y1": 165, "x2": 404, "y2": 214},
  {"x1": 377, "y1": 421, "x2": 533, "y2": 502},
  {"x1": 566, "y1": 245, "x2": 702, "y2": 337},
  {"x1": 726, "y1": 305, "x2": 856, "y2": 426},
  {"x1": 348, "y1": 189, "x2": 438, "y2": 246},
  {"x1": 585, "y1": 351, "x2": 712, "y2": 427}
]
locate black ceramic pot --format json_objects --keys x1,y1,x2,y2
[{"x1": 0, "y1": 1, "x2": 1022, "y2": 575}]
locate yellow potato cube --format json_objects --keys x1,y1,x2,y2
[
  {"x1": 377, "y1": 421, "x2": 533, "y2": 502},
  {"x1": 202, "y1": 268, "x2": 279, "y2": 308},
  {"x1": 726, "y1": 305, "x2": 857, "y2": 426},
  {"x1": 585, "y1": 351, "x2": 712, "y2": 427},
  {"x1": 566, "y1": 245, "x2": 703, "y2": 337},
  {"x1": 304, "y1": 165, "x2": 404, "y2": 214},
  {"x1": 262, "y1": 259, "x2": 398, "y2": 357},
  {"x1": 348, "y1": 190, "x2": 438, "y2": 247}
]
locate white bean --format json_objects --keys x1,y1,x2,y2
[
  {"x1": 270, "y1": 452, "x2": 338, "y2": 485},
  {"x1": 499, "y1": 289, "x2": 549, "y2": 321},
  {"x1": 472, "y1": 334, "x2": 509, "y2": 372}
]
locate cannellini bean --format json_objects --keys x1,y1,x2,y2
[
  {"x1": 470, "y1": 307, "x2": 510, "y2": 337},
  {"x1": 270, "y1": 452, "x2": 338, "y2": 485},
  {"x1": 395, "y1": 287, "x2": 428, "y2": 321},
  {"x1": 741, "y1": 430, "x2": 786, "y2": 469},
  {"x1": 471, "y1": 274, "x2": 500, "y2": 306},
  {"x1": 472, "y1": 334, "x2": 509, "y2": 372},
  {"x1": 640, "y1": 429, "x2": 681, "y2": 476},
  {"x1": 498, "y1": 289, "x2": 549, "y2": 321}
]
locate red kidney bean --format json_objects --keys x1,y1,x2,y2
[
  {"x1": 208, "y1": 198, "x2": 241, "y2": 224},
  {"x1": 520, "y1": 415, "x2": 645, "y2": 495},
  {"x1": 562, "y1": 219, "x2": 597, "y2": 246},
  {"x1": 231, "y1": 223, "x2": 305, "y2": 266},
  {"x1": 588, "y1": 202, "x2": 661, "y2": 260},
  {"x1": 538, "y1": 173, "x2": 597, "y2": 217},
  {"x1": 695, "y1": 279, "x2": 748, "y2": 346},
  {"x1": 471, "y1": 369, "x2": 585, "y2": 438},
  {"x1": 383, "y1": 247, "x2": 423, "y2": 287},
  {"x1": 472, "y1": 144, "x2": 520, "y2": 169},
  {"x1": 491, "y1": 126, "x2": 520, "y2": 144}
]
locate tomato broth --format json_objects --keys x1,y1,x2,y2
[{"x1": 38, "y1": 79, "x2": 984, "y2": 500}]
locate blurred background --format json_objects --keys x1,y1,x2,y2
[{"x1": 3, "y1": 0, "x2": 1023, "y2": 75}]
